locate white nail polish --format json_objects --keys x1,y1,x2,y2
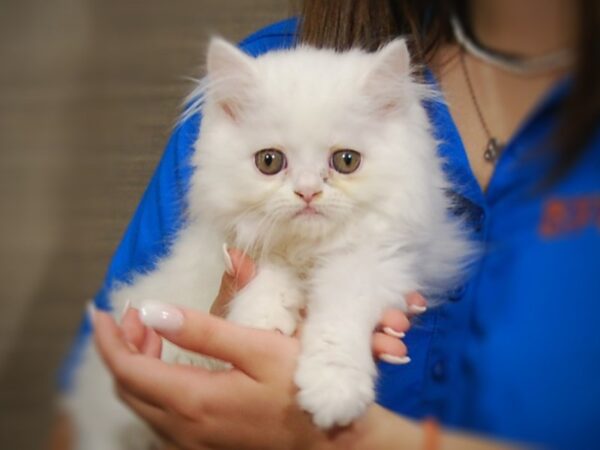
[
  {"x1": 383, "y1": 327, "x2": 405, "y2": 338},
  {"x1": 409, "y1": 304, "x2": 427, "y2": 314},
  {"x1": 139, "y1": 301, "x2": 184, "y2": 332},
  {"x1": 379, "y1": 354, "x2": 411, "y2": 365},
  {"x1": 222, "y1": 243, "x2": 234, "y2": 276}
]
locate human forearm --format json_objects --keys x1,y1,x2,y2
[
  {"x1": 439, "y1": 427, "x2": 519, "y2": 450},
  {"x1": 349, "y1": 405, "x2": 519, "y2": 450}
]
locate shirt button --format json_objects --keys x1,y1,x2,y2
[
  {"x1": 447, "y1": 285, "x2": 466, "y2": 302},
  {"x1": 431, "y1": 359, "x2": 447, "y2": 382}
]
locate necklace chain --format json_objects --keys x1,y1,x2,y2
[
  {"x1": 458, "y1": 49, "x2": 503, "y2": 163},
  {"x1": 451, "y1": 13, "x2": 573, "y2": 163}
]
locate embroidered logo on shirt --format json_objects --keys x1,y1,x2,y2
[{"x1": 539, "y1": 195, "x2": 600, "y2": 237}]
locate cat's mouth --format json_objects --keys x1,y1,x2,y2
[{"x1": 293, "y1": 205, "x2": 323, "y2": 218}]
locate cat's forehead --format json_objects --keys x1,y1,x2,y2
[
  {"x1": 254, "y1": 47, "x2": 374, "y2": 107},
  {"x1": 238, "y1": 48, "x2": 377, "y2": 139}
]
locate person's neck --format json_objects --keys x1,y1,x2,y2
[{"x1": 469, "y1": 0, "x2": 577, "y2": 58}]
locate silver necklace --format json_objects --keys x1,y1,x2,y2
[
  {"x1": 458, "y1": 49, "x2": 503, "y2": 163},
  {"x1": 450, "y1": 15, "x2": 574, "y2": 76}
]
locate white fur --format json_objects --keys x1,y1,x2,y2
[{"x1": 67, "y1": 38, "x2": 472, "y2": 447}]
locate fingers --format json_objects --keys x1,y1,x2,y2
[
  {"x1": 210, "y1": 274, "x2": 236, "y2": 317},
  {"x1": 379, "y1": 308, "x2": 410, "y2": 336},
  {"x1": 227, "y1": 247, "x2": 256, "y2": 288},
  {"x1": 373, "y1": 332, "x2": 410, "y2": 364},
  {"x1": 140, "y1": 326, "x2": 163, "y2": 357},
  {"x1": 374, "y1": 309, "x2": 410, "y2": 364},
  {"x1": 377, "y1": 292, "x2": 427, "y2": 334},
  {"x1": 115, "y1": 386, "x2": 190, "y2": 450},
  {"x1": 94, "y1": 310, "x2": 217, "y2": 414},
  {"x1": 115, "y1": 384, "x2": 168, "y2": 429},
  {"x1": 139, "y1": 303, "x2": 297, "y2": 380},
  {"x1": 121, "y1": 307, "x2": 146, "y2": 350},
  {"x1": 121, "y1": 307, "x2": 162, "y2": 357},
  {"x1": 372, "y1": 291, "x2": 428, "y2": 366},
  {"x1": 406, "y1": 291, "x2": 427, "y2": 314},
  {"x1": 210, "y1": 247, "x2": 256, "y2": 317}
]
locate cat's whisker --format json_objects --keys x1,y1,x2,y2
[
  {"x1": 254, "y1": 210, "x2": 284, "y2": 260},
  {"x1": 230, "y1": 203, "x2": 281, "y2": 258}
]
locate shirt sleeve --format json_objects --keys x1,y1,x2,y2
[{"x1": 94, "y1": 118, "x2": 199, "y2": 311}]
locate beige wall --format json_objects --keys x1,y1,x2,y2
[{"x1": 0, "y1": 1, "x2": 290, "y2": 447}]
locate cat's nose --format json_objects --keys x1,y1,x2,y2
[{"x1": 294, "y1": 190, "x2": 321, "y2": 203}]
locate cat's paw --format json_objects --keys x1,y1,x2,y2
[
  {"x1": 294, "y1": 353, "x2": 375, "y2": 429},
  {"x1": 227, "y1": 286, "x2": 301, "y2": 336}
]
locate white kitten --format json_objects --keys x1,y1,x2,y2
[{"x1": 66, "y1": 37, "x2": 472, "y2": 448}]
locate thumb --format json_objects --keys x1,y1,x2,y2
[
  {"x1": 210, "y1": 246, "x2": 256, "y2": 316},
  {"x1": 121, "y1": 307, "x2": 163, "y2": 357}
]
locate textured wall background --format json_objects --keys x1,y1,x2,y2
[{"x1": 0, "y1": 1, "x2": 290, "y2": 448}]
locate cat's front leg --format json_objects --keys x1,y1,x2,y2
[
  {"x1": 295, "y1": 303, "x2": 378, "y2": 429},
  {"x1": 295, "y1": 250, "x2": 413, "y2": 429},
  {"x1": 226, "y1": 263, "x2": 304, "y2": 336}
]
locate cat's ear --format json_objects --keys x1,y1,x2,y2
[
  {"x1": 362, "y1": 39, "x2": 412, "y2": 115},
  {"x1": 206, "y1": 37, "x2": 258, "y2": 121}
]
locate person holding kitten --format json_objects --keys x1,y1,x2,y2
[{"x1": 53, "y1": 0, "x2": 600, "y2": 449}]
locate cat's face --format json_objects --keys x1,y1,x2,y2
[{"x1": 190, "y1": 38, "x2": 436, "y2": 250}]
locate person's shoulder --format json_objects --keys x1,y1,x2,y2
[{"x1": 238, "y1": 17, "x2": 298, "y2": 56}]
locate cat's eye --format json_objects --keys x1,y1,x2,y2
[
  {"x1": 330, "y1": 149, "x2": 361, "y2": 174},
  {"x1": 255, "y1": 148, "x2": 287, "y2": 175}
]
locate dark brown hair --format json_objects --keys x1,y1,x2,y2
[{"x1": 299, "y1": 0, "x2": 600, "y2": 183}]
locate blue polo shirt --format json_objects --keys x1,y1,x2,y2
[{"x1": 60, "y1": 18, "x2": 600, "y2": 449}]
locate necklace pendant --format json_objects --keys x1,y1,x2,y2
[{"x1": 484, "y1": 138, "x2": 502, "y2": 163}]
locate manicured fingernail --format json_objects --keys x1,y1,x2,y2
[
  {"x1": 409, "y1": 304, "x2": 427, "y2": 314},
  {"x1": 383, "y1": 327, "x2": 405, "y2": 338},
  {"x1": 87, "y1": 300, "x2": 97, "y2": 325},
  {"x1": 379, "y1": 354, "x2": 411, "y2": 365},
  {"x1": 119, "y1": 299, "x2": 131, "y2": 320},
  {"x1": 222, "y1": 243, "x2": 234, "y2": 276},
  {"x1": 139, "y1": 301, "x2": 184, "y2": 332}
]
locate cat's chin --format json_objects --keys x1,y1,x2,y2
[{"x1": 284, "y1": 212, "x2": 341, "y2": 243}]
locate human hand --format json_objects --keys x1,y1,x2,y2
[
  {"x1": 94, "y1": 249, "x2": 427, "y2": 449},
  {"x1": 95, "y1": 308, "x2": 427, "y2": 450},
  {"x1": 96, "y1": 303, "x2": 347, "y2": 449}
]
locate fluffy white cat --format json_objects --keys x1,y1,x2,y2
[{"x1": 65, "y1": 37, "x2": 471, "y2": 449}]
